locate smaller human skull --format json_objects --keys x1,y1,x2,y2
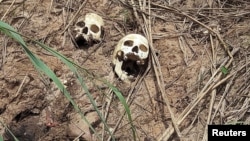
[
  {"x1": 72, "y1": 13, "x2": 104, "y2": 48},
  {"x1": 112, "y1": 34, "x2": 149, "y2": 82}
]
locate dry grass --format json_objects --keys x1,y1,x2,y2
[{"x1": 119, "y1": 0, "x2": 250, "y2": 140}]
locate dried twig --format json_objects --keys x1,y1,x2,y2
[
  {"x1": 153, "y1": 6, "x2": 183, "y2": 141},
  {"x1": 178, "y1": 36, "x2": 188, "y2": 65},
  {"x1": 211, "y1": 74, "x2": 236, "y2": 122},
  {"x1": 202, "y1": 34, "x2": 217, "y2": 141},
  {"x1": 150, "y1": 2, "x2": 233, "y2": 59},
  {"x1": 13, "y1": 74, "x2": 28, "y2": 99},
  {"x1": 107, "y1": 65, "x2": 151, "y2": 141},
  {"x1": 103, "y1": 88, "x2": 114, "y2": 141},
  {"x1": 140, "y1": 0, "x2": 182, "y2": 138},
  {"x1": 61, "y1": 0, "x2": 88, "y2": 34},
  {"x1": 122, "y1": 0, "x2": 185, "y2": 138},
  {"x1": 158, "y1": 47, "x2": 239, "y2": 140},
  {"x1": 144, "y1": 80, "x2": 157, "y2": 120},
  {"x1": 1, "y1": 0, "x2": 16, "y2": 20}
]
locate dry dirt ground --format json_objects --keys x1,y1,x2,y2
[{"x1": 0, "y1": 0, "x2": 250, "y2": 141}]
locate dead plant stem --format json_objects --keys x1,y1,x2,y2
[
  {"x1": 150, "y1": 2, "x2": 233, "y2": 58},
  {"x1": 61, "y1": 0, "x2": 88, "y2": 34},
  {"x1": 158, "y1": 47, "x2": 239, "y2": 140},
  {"x1": 1, "y1": 0, "x2": 16, "y2": 21}
]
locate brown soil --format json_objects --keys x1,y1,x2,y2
[{"x1": 0, "y1": 0, "x2": 249, "y2": 141}]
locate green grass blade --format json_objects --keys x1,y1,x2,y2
[
  {"x1": 34, "y1": 41, "x2": 115, "y2": 140},
  {"x1": 221, "y1": 66, "x2": 229, "y2": 75},
  {"x1": 0, "y1": 21, "x2": 100, "y2": 139},
  {"x1": 0, "y1": 21, "x2": 26, "y2": 46},
  {"x1": 37, "y1": 40, "x2": 136, "y2": 140},
  {"x1": 0, "y1": 135, "x2": 3, "y2": 141},
  {"x1": 1, "y1": 20, "x2": 136, "y2": 140},
  {"x1": 0, "y1": 121, "x2": 19, "y2": 141},
  {"x1": 105, "y1": 82, "x2": 137, "y2": 140}
]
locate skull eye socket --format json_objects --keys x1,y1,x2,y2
[
  {"x1": 124, "y1": 40, "x2": 134, "y2": 47},
  {"x1": 139, "y1": 44, "x2": 148, "y2": 52},
  {"x1": 90, "y1": 24, "x2": 99, "y2": 33},
  {"x1": 76, "y1": 21, "x2": 85, "y2": 27}
]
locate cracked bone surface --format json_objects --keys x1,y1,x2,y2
[
  {"x1": 73, "y1": 13, "x2": 104, "y2": 47},
  {"x1": 112, "y1": 34, "x2": 149, "y2": 82}
]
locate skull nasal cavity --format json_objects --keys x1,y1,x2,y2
[
  {"x1": 132, "y1": 46, "x2": 139, "y2": 53},
  {"x1": 82, "y1": 27, "x2": 88, "y2": 34},
  {"x1": 90, "y1": 25, "x2": 99, "y2": 33}
]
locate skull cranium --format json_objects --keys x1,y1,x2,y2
[
  {"x1": 72, "y1": 13, "x2": 104, "y2": 48},
  {"x1": 112, "y1": 34, "x2": 149, "y2": 82}
]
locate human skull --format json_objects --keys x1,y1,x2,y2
[
  {"x1": 73, "y1": 13, "x2": 104, "y2": 48},
  {"x1": 112, "y1": 34, "x2": 149, "y2": 82}
]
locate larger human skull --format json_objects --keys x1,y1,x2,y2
[
  {"x1": 112, "y1": 34, "x2": 149, "y2": 82},
  {"x1": 73, "y1": 13, "x2": 104, "y2": 48}
]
